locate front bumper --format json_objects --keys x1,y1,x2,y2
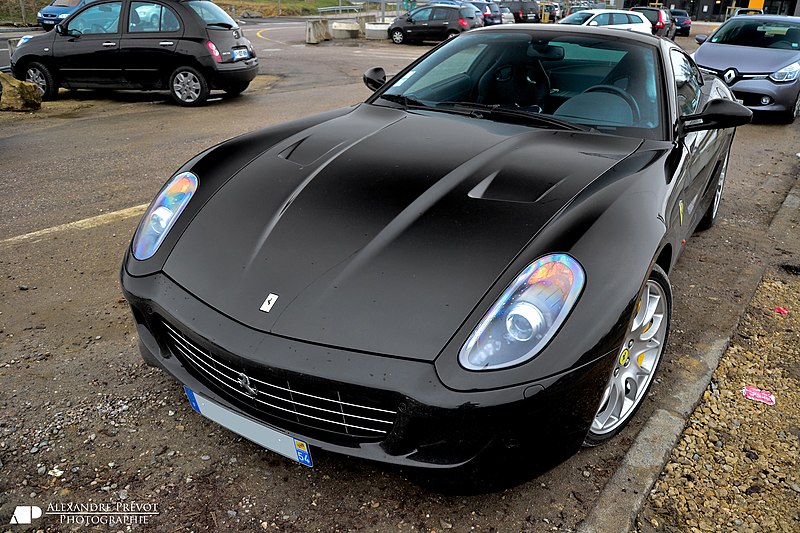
[
  {"x1": 728, "y1": 77, "x2": 800, "y2": 114},
  {"x1": 122, "y1": 268, "x2": 613, "y2": 474}
]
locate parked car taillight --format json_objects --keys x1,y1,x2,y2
[
  {"x1": 655, "y1": 12, "x2": 664, "y2": 28},
  {"x1": 206, "y1": 41, "x2": 222, "y2": 63},
  {"x1": 459, "y1": 17, "x2": 469, "y2": 28}
]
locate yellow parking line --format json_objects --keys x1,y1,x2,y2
[
  {"x1": 256, "y1": 28, "x2": 287, "y2": 46},
  {"x1": 0, "y1": 204, "x2": 148, "y2": 248}
]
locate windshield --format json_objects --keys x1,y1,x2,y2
[
  {"x1": 186, "y1": 0, "x2": 237, "y2": 27},
  {"x1": 52, "y1": 0, "x2": 81, "y2": 6},
  {"x1": 375, "y1": 31, "x2": 663, "y2": 139},
  {"x1": 560, "y1": 12, "x2": 593, "y2": 25},
  {"x1": 671, "y1": 10, "x2": 688, "y2": 17},
  {"x1": 711, "y1": 19, "x2": 800, "y2": 49}
]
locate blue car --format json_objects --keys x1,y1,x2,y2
[{"x1": 37, "y1": 0, "x2": 97, "y2": 31}]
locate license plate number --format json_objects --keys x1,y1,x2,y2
[
  {"x1": 184, "y1": 386, "x2": 312, "y2": 467},
  {"x1": 232, "y1": 48, "x2": 249, "y2": 60}
]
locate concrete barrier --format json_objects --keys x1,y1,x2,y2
[
  {"x1": 365, "y1": 23, "x2": 390, "y2": 40},
  {"x1": 331, "y1": 21, "x2": 360, "y2": 40},
  {"x1": 306, "y1": 19, "x2": 331, "y2": 44}
]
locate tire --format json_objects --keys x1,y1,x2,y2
[
  {"x1": 782, "y1": 91, "x2": 800, "y2": 124},
  {"x1": 696, "y1": 146, "x2": 730, "y2": 231},
  {"x1": 169, "y1": 66, "x2": 209, "y2": 107},
  {"x1": 584, "y1": 264, "x2": 672, "y2": 446},
  {"x1": 222, "y1": 82, "x2": 250, "y2": 96},
  {"x1": 390, "y1": 28, "x2": 405, "y2": 45},
  {"x1": 24, "y1": 61, "x2": 58, "y2": 100}
]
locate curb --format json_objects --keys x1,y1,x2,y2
[{"x1": 578, "y1": 167, "x2": 800, "y2": 532}]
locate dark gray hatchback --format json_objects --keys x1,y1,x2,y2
[{"x1": 11, "y1": 0, "x2": 258, "y2": 106}]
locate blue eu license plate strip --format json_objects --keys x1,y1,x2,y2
[{"x1": 184, "y1": 386, "x2": 312, "y2": 467}]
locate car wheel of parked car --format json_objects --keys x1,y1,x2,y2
[
  {"x1": 222, "y1": 82, "x2": 250, "y2": 96},
  {"x1": 696, "y1": 147, "x2": 730, "y2": 231},
  {"x1": 169, "y1": 66, "x2": 209, "y2": 106},
  {"x1": 391, "y1": 28, "x2": 406, "y2": 44},
  {"x1": 784, "y1": 92, "x2": 800, "y2": 124},
  {"x1": 584, "y1": 264, "x2": 671, "y2": 446},
  {"x1": 25, "y1": 62, "x2": 58, "y2": 100}
]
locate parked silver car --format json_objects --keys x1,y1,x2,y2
[{"x1": 694, "y1": 15, "x2": 800, "y2": 122}]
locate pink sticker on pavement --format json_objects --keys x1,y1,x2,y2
[{"x1": 742, "y1": 386, "x2": 777, "y2": 406}]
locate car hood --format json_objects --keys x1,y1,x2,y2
[
  {"x1": 694, "y1": 43, "x2": 800, "y2": 74},
  {"x1": 164, "y1": 104, "x2": 641, "y2": 360},
  {"x1": 40, "y1": 5, "x2": 74, "y2": 15}
]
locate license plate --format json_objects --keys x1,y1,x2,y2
[
  {"x1": 736, "y1": 99, "x2": 744, "y2": 105},
  {"x1": 184, "y1": 386, "x2": 312, "y2": 467},
  {"x1": 232, "y1": 48, "x2": 249, "y2": 60}
]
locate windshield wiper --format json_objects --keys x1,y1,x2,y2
[
  {"x1": 207, "y1": 22, "x2": 235, "y2": 29},
  {"x1": 439, "y1": 101, "x2": 591, "y2": 132},
  {"x1": 378, "y1": 93, "x2": 432, "y2": 109}
]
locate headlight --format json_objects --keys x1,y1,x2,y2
[
  {"x1": 459, "y1": 254, "x2": 585, "y2": 371},
  {"x1": 769, "y1": 62, "x2": 800, "y2": 82},
  {"x1": 37, "y1": 11, "x2": 43, "y2": 17},
  {"x1": 57, "y1": 13, "x2": 70, "y2": 19},
  {"x1": 132, "y1": 172, "x2": 198, "y2": 260}
]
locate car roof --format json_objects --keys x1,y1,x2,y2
[
  {"x1": 575, "y1": 9, "x2": 645, "y2": 15},
  {"x1": 473, "y1": 22, "x2": 662, "y2": 45},
  {"x1": 725, "y1": 14, "x2": 800, "y2": 22}
]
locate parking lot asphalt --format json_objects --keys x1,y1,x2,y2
[{"x1": 1, "y1": 21, "x2": 799, "y2": 532}]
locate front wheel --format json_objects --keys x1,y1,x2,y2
[
  {"x1": 390, "y1": 28, "x2": 405, "y2": 44},
  {"x1": 24, "y1": 61, "x2": 58, "y2": 100},
  {"x1": 169, "y1": 66, "x2": 209, "y2": 107},
  {"x1": 783, "y1": 92, "x2": 800, "y2": 124},
  {"x1": 585, "y1": 264, "x2": 672, "y2": 446},
  {"x1": 696, "y1": 147, "x2": 730, "y2": 231}
]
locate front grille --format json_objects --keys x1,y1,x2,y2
[{"x1": 161, "y1": 321, "x2": 398, "y2": 439}]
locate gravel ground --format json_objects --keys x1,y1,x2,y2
[{"x1": 638, "y1": 269, "x2": 800, "y2": 532}]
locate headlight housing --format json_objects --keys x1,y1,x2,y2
[
  {"x1": 459, "y1": 254, "x2": 585, "y2": 371},
  {"x1": 37, "y1": 11, "x2": 43, "y2": 17},
  {"x1": 132, "y1": 172, "x2": 198, "y2": 260},
  {"x1": 769, "y1": 61, "x2": 800, "y2": 83},
  {"x1": 57, "y1": 13, "x2": 70, "y2": 19}
]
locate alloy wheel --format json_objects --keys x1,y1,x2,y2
[
  {"x1": 711, "y1": 150, "x2": 729, "y2": 220},
  {"x1": 26, "y1": 67, "x2": 47, "y2": 97},
  {"x1": 173, "y1": 71, "x2": 202, "y2": 103},
  {"x1": 590, "y1": 278, "x2": 669, "y2": 436}
]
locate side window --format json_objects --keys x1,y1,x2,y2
[
  {"x1": 130, "y1": 2, "x2": 180, "y2": 32},
  {"x1": 68, "y1": 2, "x2": 121, "y2": 34},
  {"x1": 412, "y1": 8, "x2": 433, "y2": 21},
  {"x1": 593, "y1": 13, "x2": 611, "y2": 26},
  {"x1": 670, "y1": 50, "x2": 701, "y2": 116},
  {"x1": 432, "y1": 8, "x2": 451, "y2": 21},
  {"x1": 628, "y1": 14, "x2": 643, "y2": 24}
]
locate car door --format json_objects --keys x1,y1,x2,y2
[
  {"x1": 53, "y1": 0, "x2": 123, "y2": 86},
  {"x1": 405, "y1": 7, "x2": 434, "y2": 41},
  {"x1": 119, "y1": 1, "x2": 184, "y2": 87},
  {"x1": 429, "y1": 7, "x2": 454, "y2": 39},
  {"x1": 670, "y1": 49, "x2": 719, "y2": 230}
]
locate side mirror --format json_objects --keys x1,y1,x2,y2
[
  {"x1": 680, "y1": 98, "x2": 752, "y2": 134},
  {"x1": 695, "y1": 34, "x2": 708, "y2": 44},
  {"x1": 363, "y1": 66, "x2": 386, "y2": 92},
  {"x1": 55, "y1": 24, "x2": 64, "y2": 35}
]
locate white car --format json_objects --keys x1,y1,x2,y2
[
  {"x1": 499, "y1": 6, "x2": 515, "y2": 24},
  {"x1": 558, "y1": 9, "x2": 652, "y2": 35}
]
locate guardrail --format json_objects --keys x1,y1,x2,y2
[{"x1": 318, "y1": 6, "x2": 362, "y2": 14}]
